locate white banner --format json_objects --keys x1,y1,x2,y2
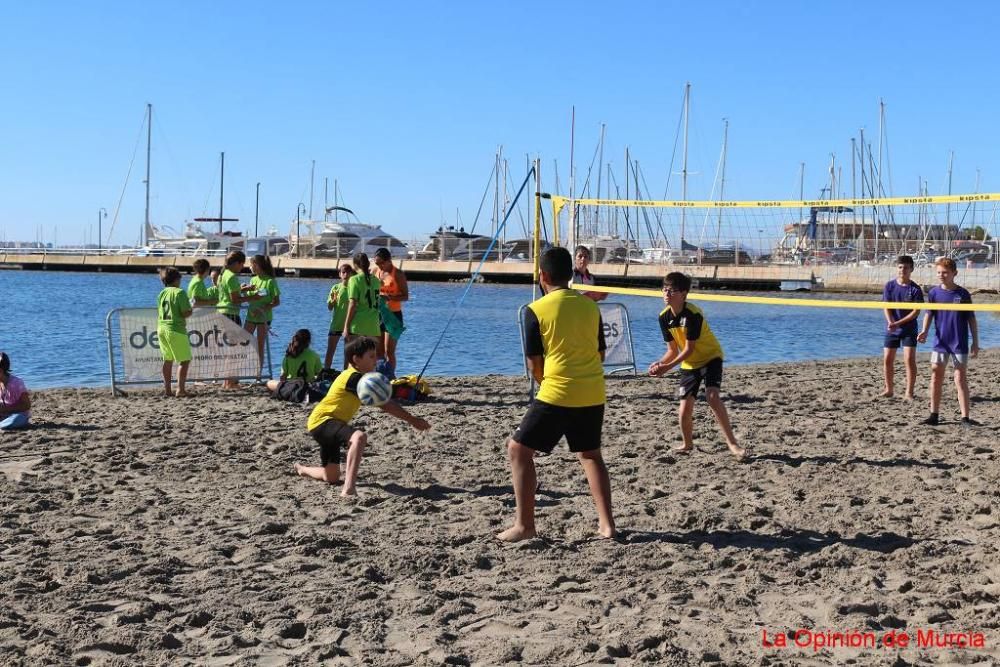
[
  {"x1": 598, "y1": 302, "x2": 635, "y2": 370},
  {"x1": 118, "y1": 308, "x2": 259, "y2": 382}
]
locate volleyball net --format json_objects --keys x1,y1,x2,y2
[{"x1": 544, "y1": 192, "x2": 1000, "y2": 293}]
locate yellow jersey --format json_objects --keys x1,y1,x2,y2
[
  {"x1": 658, "y1": 302, "x2": 724, "y2": 370},
  {"x1": 307, "y1": 369, "x2": 362, "y2": 431}
]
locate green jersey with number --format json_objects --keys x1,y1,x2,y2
[{"x1": 157, "y1": 286, "x2": 192, "y2": 334}]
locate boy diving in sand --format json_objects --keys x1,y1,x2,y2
[
  {"x1": 649, "y1": 272, "x2": 746, "y2": 461},
  {"x1": 498, "y1": 247, "x2": 616, "y2": 542},
  {"x1": 294, "y1": 337, "x2": 430, "y2": 496}
]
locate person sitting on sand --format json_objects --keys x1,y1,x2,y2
[
  {"x1": 267, "y1": 329, "x2": 323, "y2": 396},
  {"x1": 881, "y1": 255, "x2": 923, "y2": 400},
  {"x1": 156, "y1": 267, "x2": 193, "y2": 397},
  {"x1": 0, "y1": 352, "x2": 31, "y2": 430},
  {"x1": 649, "y1": 271, "x2": 746, "y2": 460},
  {"x1": 295, "y1": 337, "x2": 430, "y2": 496},
  {"x1": 917, "y1": 256, "x2": 980, "y2": 426},
  {"x1": 187, "y1": 258, "x2": 217, "y2": 307},
  {"x1": 498, "y1": 247, "x2": 616, "y2": 543}
]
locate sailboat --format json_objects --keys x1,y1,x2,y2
[{"x1": 132, "y1": 105, "x2": 243, "y2": 256}]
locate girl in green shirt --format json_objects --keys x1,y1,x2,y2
[
  {"x1": 245, "y1": 254, "x2": 281, "y2": 380},
  {"x1": 325, "y1": 263, "x2": 356, "y2": 370},
  {"x1": 342, "y1": 253, "x2": 385, "y2": 361}
]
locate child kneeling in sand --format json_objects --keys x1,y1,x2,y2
[
  {"x1": 295, "y1": 337, "x2": 430, "y2": 496},
  {"x1": 157, "y1": 267, "x2": 193, "y2": 397},
  {"x1": 649, "y1": 272, "x2": 746, "y2": 460}
]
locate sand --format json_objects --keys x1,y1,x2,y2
[{"x1": 2, "y1": 353, "x2": 1000, "y2": 666}]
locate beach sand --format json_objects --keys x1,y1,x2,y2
[{"x1": 2, "y1": 353, "x2": 999, "y2": 665}]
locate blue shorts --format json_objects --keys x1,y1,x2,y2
[{"x1": 884, "y1": 330, "x2": 917, "y2": 349}]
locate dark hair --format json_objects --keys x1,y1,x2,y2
[
  {"x1": 374, "y1": 247, "x2": 392, "y2": 262},
  {"x1": 539, "y1": 247, "x2": 573, "y2": 284},
  {"x1": 339, "y1": 263, "x2": 355, "y2": 277},
  {"x1": 251, "y1": 254, "x2": 275, "y2": 277},
  {"x1": 286, "y1": 329, "x2": 312, "y2": 358},
  {"x1": 160, "y1": 267, "x2": 182, "y2": 287},
  {"x1": 193, "y1": 259, "x2": 210, "y2": 274},
  {"x1": 0, "y1": 351, "x2": 9, "y2": 373},
  {"x1": 345, "y1": 336, "x2": 376, "y2": 364},
  {"x1": 896, "y1": 255, "x2": 914, "y2": 269},
  {"x1": 353, "y1": 252, "x2": 374, "y2": 308},
  {"x1": 663, "y1": 271, "x2": 692, "y2": 292},
  {"x1": 574, "y1": 245, "x2": 592, "y2": 260},
  {"x1": 225, "y1": 250, "x2": 246, "y2": 268}
]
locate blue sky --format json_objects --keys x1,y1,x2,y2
[{"x1": 1, "y1": 1, "x2": 998, "y2": 246}]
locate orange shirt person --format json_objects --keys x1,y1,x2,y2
[{"x1": 373, "y1": 247, "x2": 408, "y2": 374}]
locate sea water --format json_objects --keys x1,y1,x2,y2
[{"x1": 2, "y1": 270, "x2": 999, "y2": 389}]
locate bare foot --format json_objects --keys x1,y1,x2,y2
[
  {"x1": 496, "y1": 524, "x2": 536, "y2": 542},
  {"x1": 728, "y1": 444, "x2": 748, "y2": 461},
  {"x1": 174, "y1": 390, "x2": 189, "y2": 398},
  {"x1": 341, "y1": 486, "x2": 357, "y2": 497},
  {"x1": 674, "y1": 444, "x2": 693, "y2": 453},
  {"x1": 903, "y1": 393, "x2": 914, "y2": 401},
  {"x1": 163, "y1": 390, "x2": 173, "y2": 398},
  {"x1": 293, "y1": 463, "x2": 308, "y2": 477},
  {"x1": 880, "y1": 389, "x2": 893, "y2": 398},
  {"x1": 597, "y1": 523, "x2": 617, "y2": 539}
]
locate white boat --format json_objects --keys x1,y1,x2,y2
[{"x1": 290, "y1": 207, "x2": 408, "y2": 259}]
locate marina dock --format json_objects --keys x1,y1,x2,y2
[{"x1": 2, "y1": 250, "x2": 998, "y2": 292}]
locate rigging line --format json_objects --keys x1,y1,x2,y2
[
  {"x1": 573, "y1": 129, "x2": 604, "y2": 226},
  {"x1": 467, "y1": 161, "x2": 498, "y2": 236},
  {"x1": 628, "y1": 160, "x2": 657, "y2": 245},
  {"x1": 105, "y1": 108, "x2": 148, "y2": 244},
  {"x1": 504, "y1": 169, "x2": 530, "y2": 238},
  {"x1": 415, "y1": 167, "x2": 535, "y2": 384},
  {"x1": 636, "y1": 162, "x2": 670, "y2": 246},
  {"x1": 661, "y1": 90, "x2": 686, "y2": 202}
]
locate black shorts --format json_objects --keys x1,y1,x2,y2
[
  {"x1": 379, "y1": 309, "x2": 403, "y2": 333},
  {"x1": 677, "y1": 357, "x2": 724, "y2": 399},
  {"x1": 884, "y1": 330, "x2": 918, "y2": 349},
  {"x1": 309, "y1": 419, "x2": 356, "y2": 466},
  {"x1": 223, "y1": 313, "x2": 242, "y2": 326},
  {"x1": 512, "y1": 400, "x2": 604, "y2": 454}
]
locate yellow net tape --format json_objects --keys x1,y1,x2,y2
[
  {"x1": 579, "y1": 284, "x2": 1000, "y2": 312},
  {"x1": 550, "y1": 192, "x2": 1000, "y2": 220}
]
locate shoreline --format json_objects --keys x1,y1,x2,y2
[{"x1": 3, "y1": 353, "x2": 1000, "y2": 664}]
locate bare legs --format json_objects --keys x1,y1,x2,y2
[
  {"x1": 706, "y1": 388, "x2": 746, "y2": 459},
  {"x1": 677, "y1": 391, "x2": 745, "y2": 459},
  {"x1": 954, "y1": 366, "x2": 971, "y2": 418},
  {"x1": 294, "y1": 430, "x2": 366, "y2": 497},
  {"x1": 497, "y1": 440, "x2": 616, "y2": 542},
  {"x1": 325, "y1": 333, "x2": 342, "y2": 370},
  {"x1": 928, "y1": 362, "x2": 945, "y2": 415},
  {"x1": 161, "y1": 360, "x2": 190, "y2": 397},
  {"x1": 883, "y1": 346, "x2": 917, "y2": 399},
  {"x1": 881, "y1": 347, "x2": 897, "y2": 397},
  {"x1": 244, "y1": 321, "x2": 268, "y2": 381},
  {"x1": 384, "y1": 331, "x2": 398, "y2": 372}
]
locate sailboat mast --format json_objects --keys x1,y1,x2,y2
[
  {"x1": 324, "y1": 177, "x2": 329, "y2": 221},
  {"x1": 569, "y1": 106, "x2": 576, "y2": 250},
  {"x1": 680, "y1": 82, "x2": 690, "y2": 247},
  {"x1": 945, "y1": 150, "x2": 954, "y2": 249},
  {"x1": 219, "y1": 151, "x2": 225, "y2": 234},
  {"x1": 144, "y1": 103, "x2": 152, "y2": 246},
  {"x1": 716, "y1": 118, "x2": 728, "y2": 247},
  {"x1": 309, "y1": 160, "x2": 315, "y2": 220},
  {"x1": 596, "y1": 123, "x2": 605, "y2": 238}
]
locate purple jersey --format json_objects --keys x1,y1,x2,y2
[
  {"x1": 927, "y1": 285, "x2": 974, "y2": 354},
  {"x1": 882, "y1": 279, "x2": 924, "y2": 334}
]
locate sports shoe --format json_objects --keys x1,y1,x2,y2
[
  {"x1": 961, "y1": 417, "x2": 978, "y2": 427},
  {"x1": 922, "y1": 413, "x2": 939, "y2": 426}
]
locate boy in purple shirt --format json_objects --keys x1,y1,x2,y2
[
  {"x1": 917, "y1": 257, "x2": 980, "y2": 426},
  {"x1": 881, "y1": 255, "x2": 924, "y2": 400},
  {"x1": 0, "y1": 352, "x2": 31, "y2": 430}
]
